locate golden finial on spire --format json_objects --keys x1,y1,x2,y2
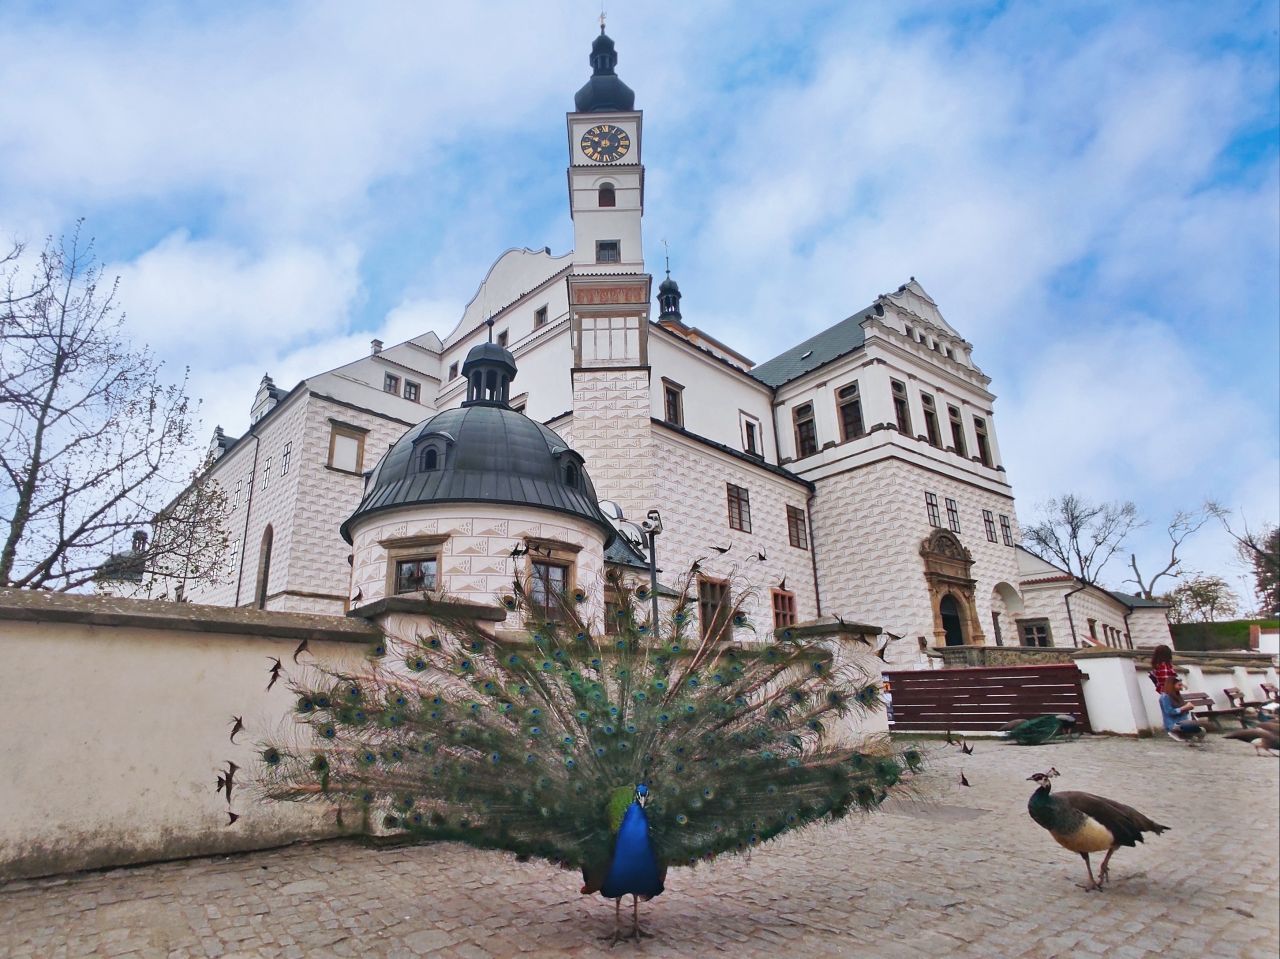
[{"x1": 600, "y1": 6, "x2": 606, "y2": 33}]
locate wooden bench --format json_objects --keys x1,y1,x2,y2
[
  {"x1": 1224, "y1": 687, "x2": 1268, "y2": 710},
  {"x1": 1180, "y1": 691, "x2": 1246, "y2": 731},
  {"x1": 1261, "y1": 682, "x2": 1279, "y2": 702}
]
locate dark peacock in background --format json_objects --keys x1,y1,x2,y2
[{"x1": 251, "y1": 567, "x2": 919, "y2": 941}]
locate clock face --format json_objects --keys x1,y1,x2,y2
[{"x1": 580, "y1": 124, "x2": 631, "y2": 163}]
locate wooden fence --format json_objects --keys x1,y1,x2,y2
[{"x1": 884, "y1": 663, "x2": 1092, "y2": 733}]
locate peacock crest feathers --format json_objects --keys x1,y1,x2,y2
[{"x1": 252, "y1": 565, "x2": 919, "y2": 872}]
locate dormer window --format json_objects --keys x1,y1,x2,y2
[
  {"x1": 598, "y1": 183, "x2": 616, "y2": 207},
  {"x1": 564, "y1": 461, "x2": 579, "y2": 487},
  {"x1": 419, "y1": 447, "x2": 439, "y2": 472}
]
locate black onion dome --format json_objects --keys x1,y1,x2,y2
[
  {"x1": 340, "y1": 405, "x2": 615, "y2": 545},
  {"x1": 574, "y1": 30, "x2": 636, "y2": 112}
]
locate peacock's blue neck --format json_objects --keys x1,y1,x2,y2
[{"x1": 600, "y1": 801, "x2": 664, "y2": 900}]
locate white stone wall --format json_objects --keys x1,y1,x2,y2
[
  {"x1": 810, "y1": 457, "x2": 1021, "y2": 667},
  {"x1": 1128, "y1": 607, "x2": 1174, "y2": 649},
  {"x1": 570, "y1": 368, "x2": 655, "y2": 524},
  {"x1": 349, "y1": 504, "x2": 608, "y2": 629},
  {"x1": 650, "y1": 428, "x2": 818, "y2": 639}
]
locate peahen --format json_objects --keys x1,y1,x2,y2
[
  {"x1": 250, "y1": 568, "x2": 919, "y2": 941},
  {"x1": 1003, "y1": 714, "x2": 1075, "y2": 745},
  {"x1": 1027, "y1": 767, "x2": 1169, "y2": 890}
]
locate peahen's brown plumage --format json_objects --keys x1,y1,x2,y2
[
  {"x1": 1027, "y1": 768, "x2": 1169, "y2": 890},
  {"x1": 1224, "y1": 727, "x2": 1280, "y2": 756}
]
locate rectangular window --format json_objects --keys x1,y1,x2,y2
[
  {"x1": 983, "y1": 509, "x2": 997, "y2": 543},
  {"x1": 973, "y1": 416, "x2": 993, "y2": 467},
  {"x1": 394, "y1": 557, "x2": 438, "y2": 594},
  {"x1": 595, "y1": 239, "x2": 621, "y2": 263},
  {"x1": 531, "y1": 560, "x2": 570, "y2": 620},
  {"x1": 232, "y1": 480, "x2": 242, "y2": 511},
  {"x1": 999, "y1": 514, "x2": 1014, "y2": 546},
  {"x1": 448, "y1": 362, "x2": 459, "y2": 381},
  {"x1": 383, "y1": 372, "x2": 400, "y2": 394},
  {"x1": 837, "y1": 382, "x2": 865, "y2": 441},
  {"x1": 921, "y1": 393, "x2": 942, "y2": 447},
  {"x1": 726, "y1": 483, "x2": 752, "y2": 533},
  {"x1": 534, "y1": 305, "x2": 548, "y2": 328},
  {"x1": 604, "y1": 587, "x2": 624, "y2": 635},
  {"x1": 772, "y1": 590, "x2": 798, "y2": 629},
  {"x1": 948, "y1": 405, "x2": 968, "y2": 457},
  {"x1": 793, "y1": 403, "x2": 818, "y2": 458},
  {"x1": 497, "y1": 330, "x2": 509, "y2": 348},
  {"x1": 945, "y1": 497, "x2": 961, "y2": 533},
  {"x1": 1087, "y1": 618, "x2": 1098, "y2": 642},
  {"x1": 281, "y1": 441, "x2": 292, "y2": 476},
  {"x1": 787, "y1": 505, "x2": 809, "y2": 550},
  {"x1": 925, "y1": 492, "x2": 941, "y2": 528},
  {"x1": 698, "y1": 577, "x2": 731, "y2": 641},
  {"x1": 328, "y1": 423, "x2": 366, "y2": 474},
  {"x1": 891, "y1": 379, "x2": 912, "y2": 435},
  {"x1": 743, "y1": 418, "x2": 760, "y2": 456},
  {"x1": 261, "y1": 456, "x2": 272, "y2": 491},
  {"x1": 663, "y1": 381, "x2": 684, "y2": 427},
  {"x1": 404, "y1": 381, "x2": 420, "y2": 403},
  {"x1": 1020, "y1": 619, "x2": 1052, "y2": 648}
]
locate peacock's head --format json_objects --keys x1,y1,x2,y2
[
  {"x1": 635, "y1": 783, "x2": 650, "y2": 807},
  {"x1": 1027, "y1": 767, "x2": 1061, "y2": 790}
]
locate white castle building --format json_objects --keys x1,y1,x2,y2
[{"x1": 131, "y1": 29, "x2": 1168, "y2": 663}]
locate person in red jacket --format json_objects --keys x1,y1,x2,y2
[{"x1": 1148, "y1": 645, "x2": 1176, "y2": 695}]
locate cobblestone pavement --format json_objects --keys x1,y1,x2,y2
[{"x1": 2, "y1": 735, "x2": 1276, "y2": 959}]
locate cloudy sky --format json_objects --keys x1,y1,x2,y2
[{"x1": 1, "y1": 0, "x2": 1276, "y2": 605}]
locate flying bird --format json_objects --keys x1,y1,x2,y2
[
  {"x1": 226, "y1": 811, "x2": 240, "y2": 826},
  {"x1": 961, "y1": 742, "x2": 974, "y2": 755},
  {"x1": 250, "y1": 562, "x2": 918, "y2": 941},
  {"x1": 711, "y1": 544, "x2": 732, "y2": 555},
  {"x1": 1224, "y1": 727, "x2": 1279, "y2": 756},
  {"x1": 1027, "y1": 768, "x2": 1168, "y2": 890},
  {"x1": 292, "y1": 639, "x2": 310, "y2": 663},
  {"x1": 778, "y1": 575, "x2": 786, "y2": 591},
  {"x1": 756, "y1": 549, "x2": 767, "y2": 562},
  {"x1": 959, "y1": 771, "x2": 971, "y2": 787},
  {"x1": 229, "y1": 716, "x2": 245, "y2": 744},
  {"x1": 219, "y1": 762, "x2": 239, "y2": 804},
  {"x1": 266, "y1": 657, "x2": 283, "y2": 691}
]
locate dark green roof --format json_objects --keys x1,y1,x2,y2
[
  {"x1": 1106, "y1": 590, "x2": 1170, "y2": 610},
  {"x1": 750, "y1": 309, "x2": 871, "y2": 387}
]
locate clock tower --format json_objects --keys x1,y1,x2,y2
[{"x1": 567, "y1": 27, "x2": 644, "y2": 274}]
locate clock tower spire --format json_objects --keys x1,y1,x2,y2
[{"x1": 567, "y1": 27, "x2": 643, "y2": 274}]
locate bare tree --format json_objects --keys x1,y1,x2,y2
[
  {"x1": 1161, "y1": 574, "x2": 1240, "y2": 624},
  {"x1": 0, "y1": 224, "x2": 225, "y2": 592},
  {"x1": 1124, "y1": 507, "x2": 1212, "y2": 599},
  {"x1": 1022, "y1": 494, "x2": 1142, "y2": 585},
  {"x1": 1207, "y1": 502, "x2": 1280, "y2": 615}
]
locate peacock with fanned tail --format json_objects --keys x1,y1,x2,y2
[{"x1": 250, "y1": 568, "x2": 920, "y2": 942}]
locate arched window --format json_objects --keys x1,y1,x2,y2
[
  {"x1": 598, "y1": 183, "x2": 616, "y2": 207},
  {"x1": 419, "y1": 447, "x2": 438, "y2": 472},
  {"x1": 563, "y1": 462, "x2": 579, "y2": 487}
]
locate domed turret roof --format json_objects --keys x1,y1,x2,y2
[
  {"x1": 574, "y1": 29, "x2": 636, "y2": 113},
  {"x1": 341, "y1": 344, "x2": 615, "y2": 545}
]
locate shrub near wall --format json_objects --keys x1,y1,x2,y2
[{"x1": 1171, "y1": 619, "x2": 1280, "y2": 652}]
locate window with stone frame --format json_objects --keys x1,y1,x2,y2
[
  {"x1": 999, "y1": 514, "x2": 1014, "y2": 546},
  {"x1": 261, "y1": 456, "x2": 272, "y2": 491},
  {"x1": 281, "y1": 441, "x2": 292, "y2": 476},
  {"x1": 327, "y1": 422, "x2": 366, "y2": 474},
  {"x1": 663, "y1": 380, "x2": 684, "y2": 427},
  {"x1": 925, "y1": 492, "x2": 941, "y2": 528},
  {"x1": 982, "y1": 509, "x2": 997, "y2": 542},
  {"x1": 232, "y1": 480, "x2": 241, "y2": 511},
  {"x1": 945, "y1": 497, "x2": 961, "y2": 533},
  {"x1": 793, "y1": 402, "x2": 818, "y2": 458},
  {"x1": 787, "y1": 505, "x2": 808, "y2": 550},
  {"x1": 837, "y1": 382, "x2": 865, "y2": 441},
  {"x1": 534, "y1": 305, "x2": 548, "y2": 328},
  {"x1": 973, "y1": 416, "x2": 993, "y2": 467},
  {"x1": 742, "y1": 416, "x2": 761, "y2": 456},
  {"x1": 531, "y1": 559, "x2": 570, "y2": 620},
  {"x1": 772, "y1": 589, "x2": 798, "y2": 629},
  {"x1": 393, "y1": 556, "x2": 438, "y2": 594},
  {"x1": 604, "y1": 584, "x2": 625, "y2": 635},
  {"x1": 1020, "y1": 619, "x2": 1052, "y2": 648},
  {"x1": 595, "y1": 239, "x2": 621, "y2": 263},
  {"x1": 598, "y1": 183, "x2": 616, "y2": 207},
  {"x1": 891, "y1": 379, "x2": 912, "y2": 435},
  {"x1": 497, "y1": 330, "x2": 509, "y2": 349},
  {"x1": 404, "y1": 380, "x2": 421, "y2": 403},
  {"x1": 948, "y1": 405, "x2": 968, "y2": 457},
  {"x1": 921, "y1": 393, "x2": 943, "y2": 447},
  {"x1": 448, "y1": 362, "x2": 459, "y2": 381},
  {"x1": 698, "y1": 576, "x2": 731, "y2": 641},
  {"x1": 383, "y1": 372, "x2": 400, "y2": 394},
  {"x1": 726, "y1": 483, "x2": 751, "y2": 533}
]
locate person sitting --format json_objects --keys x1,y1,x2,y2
[
  {"x1": 1148, "y1": 645, "x2": 1176, "y2": 695},
  {"x1": 1159, "y1": 678, "x2": 1206, "y2": 744}
]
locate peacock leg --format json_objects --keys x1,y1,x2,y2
[
  {"x1": 1098, "y1": 847, "x2": 1117, "y2": 886},
  {"x1": 630, "y1": 895, "x2": 653, "y2": 940},
  {"x1": 601, "y1": 898, "x2": 622, "y2": 945},
  {"x1": 1079, "y1": 853, "x2": 1100, "y2": 891}
]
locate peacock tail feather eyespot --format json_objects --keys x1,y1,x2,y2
[
  {"x1": 573, "y1": 589, "x2": 588, "y2": 603},
  {"x1": 320, "y1": 725, "x2": 337, "y2": 739},
  {"x1": 529, "y1": 726, "x2": 542, "y2": 736},
  {"x1": 368, "y1": 642, "x2": 387, "y2": 659},
  {"x1": 657, "y1": 712, "x2": 671, "y2": 724},
  {"x1": 359, "y1": 750, "x2": 377, "y2": 766},
  {"x1": 262, "y1": 746, "x2": 282, "y2": 766},
  {"x1": 675, "y1": 813, "x2": 688, "y2": 825},
  {"x1": 634, "y1": 691, "x2": 648, "y2": 702},
  {"x1": 501, "y1": 595, "x2": 518, "y2": 610}
]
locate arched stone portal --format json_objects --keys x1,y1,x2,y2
[
  {"x1": 920, "y1": 529, "x2": 987, "y2": 647},
  {"x1": 989, "y1": 581, "x2": 1024, "y2": 647}
]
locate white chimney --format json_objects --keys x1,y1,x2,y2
[{"x1": 371, "y1": 339, "x2": 383, "y2": 355}]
